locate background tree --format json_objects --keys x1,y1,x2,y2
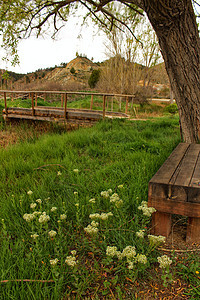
[
  {"x1": 88, "y1": 69, "x2": 100, "y2": 88},
  {"x1": 0, "y1": 0, "x2": 200, "y2": 142}
]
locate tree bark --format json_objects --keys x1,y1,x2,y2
[{"x1": 130, "y1": 0, "x2": 200, "y2": 143}]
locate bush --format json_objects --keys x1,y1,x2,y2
[
  {"x1": 164, "y1": 103, "x2": 178, "y2": 115},
  {"x1": 70, "y1": 67, "x2": 76, "y2": 74},
  {"x1": 88, "y1": 69, "x2": 100, "y2": 88}
]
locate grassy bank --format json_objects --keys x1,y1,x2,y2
[{"x1": 0, "y1": 117, "x2": 199, "y2": 299}]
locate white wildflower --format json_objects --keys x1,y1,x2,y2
[
  {"x1": 108, "y1": 189, "x2": 113, "y2": 194},
  {"x1": 60, "y1": 214, "x2": 67, "y2": 220},
  {"x1": 116, "y1": 251, "x2": 123, "y2": 260},
  {"x1": 100, "y1": 213, "x2": 109, "y2": 221},
  {"x1": 89, "y1": 198, "x2": 96, "y2": 204},
  {"x1": 89, "y1": 213, "x2": 101, "y2": 220},
  {"x1": 136, "y1": 230, "x2": 145, "y2": 238},
  {"x1": 75, "y1": 203, "x2": 79, "y2": 208},
  {"x1": 65, "y1": 256, "x2": 78, "y2": 267},
  {"x1": 51, "y1": 207, "x2": 57, "y2": 212},
  {"x1": 157, "y1": 255, "x2": 172, "y2": 269},
  {"x1": 36, "y1": 199, "x2": 42, "y2": 204},
  {"x1": 71, "y1": 250, "x2": 77, "y2": 256},
  {"x1": 128, "y1": 261, "x2": 134, "y2": 270},
  {"x1": 110, "y1": 193, "x2": 120, "y2": 203},
  {"x1": 118, "y1": 184, "x2": 124, "y2": 189},
  {"x1": 27, "y1": 190, "x2": 33, "y2": 195},
  {"x1": 91, "y1": 220, "x2": 99, "y2": 227},
  {"x1": 48, "y1": 230, "x2": 57, "y2": 238},
  {"x1": 115, "y1": 199, "x2": 123, "y2": 208},
  {"x1": 138, "y1": 201, "x2": 156, "y2": 217},
  {"x1": 50, "y1": 258, "x2": 59, "y2": 266},
  {"x1": 122, "y1": 246, "x2": 136, "y2": 260},
  {"x1": 74, "y1": 191, "x2": 78, "y2": 195},
  {"x1": 33, "y1": 211, "x2": 42, "y2": 216},
  {"x1": 38, "y1": 214, "x2": 50, "y2": 223},
  {"x1": 23, "y1": 213, "x2": 35, "y2": 222},
  {"x1": 73, "y1": 169, "x2": 79, "y2": 173},
  {"x1": 57, "y1": 171, "x2": 62, "y2": 176},
  {"x1": 148, "y1": 235, "x2": 166, "y2": 245},
  {"x1": 107, "y1": 212, "x2": 113, "y2": 217},
  {"x1": 30, "y1": 203, "x2": 37, "y2": 209},
  {"x1": 100, "y1": 191, "x2": 110, "y2": 198},
  {"x1": 84, "y1": 224, "x2": 99, "y2": 235},
  {"x1": 106, "y1": 246, "x2": 118, "y2": 257},
  {"x1": 31, "y1": 233, "x2": 39, "y2": 239},
  {"x1": 136, "y1": 254, "x2": 147, "y2": 264}
]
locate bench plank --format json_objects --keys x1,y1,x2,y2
[
  {"x1": 149, "y1": 143, "x2": 190, "y2": 185},
  {"x1": 172, "y1": 143, "x2": 200, "y2": 187}
]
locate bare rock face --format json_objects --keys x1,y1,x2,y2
[{"x1": 43, "y1": 57, "x2": 99, "y2": 85}]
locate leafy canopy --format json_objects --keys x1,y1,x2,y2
[{"x1": 0, "y1": 0, "x2": 143, "y2": 65}]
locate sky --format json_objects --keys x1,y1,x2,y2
[{"x1": 0, "y1": 16, "x2": 108, "y2": 74}]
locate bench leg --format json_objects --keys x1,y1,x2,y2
[
  {"x1": 186, "y1": 217, "x2": 200, "y2": 243},
  {"x1": 151, "y1": 211, "x2": 172, "y2": 237}
]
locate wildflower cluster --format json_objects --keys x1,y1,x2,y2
[
  {"x1": 84, "y1": 221, "x2": 99, "y2": 235},
  {"x1": 89, "y1": 212, "x2": 113, "y2": 221},
  {"x1": 48, "y1": 230, "x2": 57, "y2": 238},
  {"x1": 23, "y1": 213, "x2": 35, "y2": 222},
  {"x1": 138, "y1": 201, "x2": 156, "y2": 217},
  {"x1": 136, "y1": 229, "x2": 145, "y2": 238},
  {"x1": 110, "y1": 193, "x2": 123, "y2": 208},
  {"x1": 106, "y1": 245, "x2": 147, "y2": 270},
  {"x1": 50, "y1": 258, "x2": 59, "y2": 266},
  {"x1": 157, "y1": 255, "x2": 172, "y2": 269},
  {"x1": 100, "y1": 189, "x2": 112, "y2": 199},
  {"x1": 148, "y1": 234, "x2": 166, "y2": 246},
  {"x1": 65, "y1": 251, "x2": 78, "y2": 267},
  {"x1": 38, "y1": 212, "x2": 50, "y2": 224}
]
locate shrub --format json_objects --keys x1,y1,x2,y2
[
  {"x1": 88, "y1": 69, "x2": 100, "y2": 88},
  {"x1": 70, "y1": 67, "x2": 76, "y2": 74},
  {"x1": 164, "y1": 103, "x2": 178, "y2": 115}
]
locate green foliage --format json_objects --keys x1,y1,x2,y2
[
  {"x1": 70, "y1": 67, "x2": 76, "y2": 74},
  {"x1": 164, "y1": 103, "x2": 178, "y2": 115},
  {"x1": 88, "y1": 69, "x2": 100, "y2": 88},
  {"x1": 0, "y1": 117, "x2": 184, "y2": 298}
]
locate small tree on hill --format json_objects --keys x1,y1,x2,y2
[
  {"x1": 88, "y1": 69, "x2": 100, "y2": 88},
  {"x1": 70, "y1": 67, "x2": 76, "y2": 74}
]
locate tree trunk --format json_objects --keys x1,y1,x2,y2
[{"x1": 132, "y1": 0, "x2": 200, "y2": 143}]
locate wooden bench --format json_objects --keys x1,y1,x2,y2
[{"x1": 148, "y1": 143, "x2": 200, "y2": 243}]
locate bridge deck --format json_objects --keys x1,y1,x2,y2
[{"x1": 3, "y1": 106, "x2": 129, "y2": 124}]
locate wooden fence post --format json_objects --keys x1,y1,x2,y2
[
  {"x1": 64, "y1": 93, "x2": 68, "y2": 120},
  {"x1": 111, "y1": 97, "x2": 113, "y2": 111},
  {"x1": 31, "y1": 92, "x2": 35, "y2": 116},
  {"x1": 4, "y1": 92, "x2": 7, "y2": 114},
  {"x1": 125, "y1": 96, "x2": 129, "y2": 114},
  {"x1": 35, "y1": 93, "x2": 38, "y2": 107},
  {"x1": 103, "y1": 95, "x2": 106, "y2": 119},
  {"x1": 90, "y1": 94, "x2": 94, "y2": 110}
]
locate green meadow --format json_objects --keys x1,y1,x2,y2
[{"x1": 0, "y1": 114, "x2": 199, "y2": 299}]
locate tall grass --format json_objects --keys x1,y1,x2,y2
[{"x1": 1, "y1": 117, "x2": 198, "y2": 299}]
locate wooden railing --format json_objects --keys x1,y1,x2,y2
[{"x1": 0, "y1": 90, "x2": 135, "y2": 119}]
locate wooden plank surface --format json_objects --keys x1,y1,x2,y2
[
  {"x1": 149, "y1": 143, "x2": 190, "y2": 185},
  {"x1": 190, "y1": 151, "x2": 200, "y2": 187},
  {"x1": 172, "y1": 143, "x2": 200, "y2": 187},
  {"x1": 148, "y1": 196, "x2": 200, "y2": 217}
]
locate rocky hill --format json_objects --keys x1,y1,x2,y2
[
  {"x1": 1, "y1": 57, "x2": 169, "y2": 94},
  {"x1": 9, "y1": 56, "x2": 100, "y2": 91}
]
